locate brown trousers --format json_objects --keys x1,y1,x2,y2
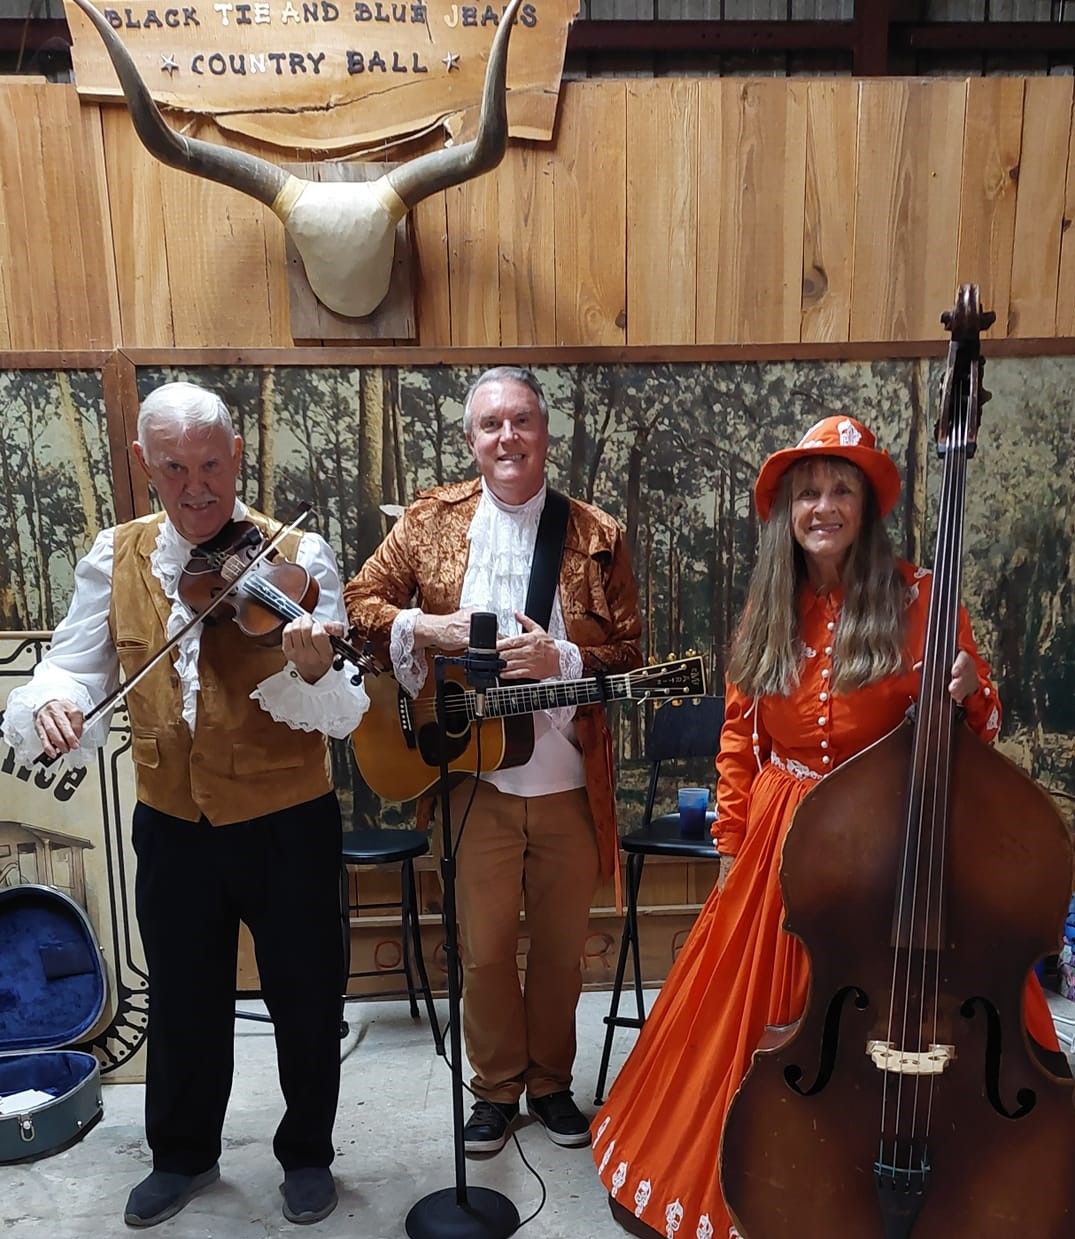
[{"x1": 441, "y1": 780, "x2": 600, "y2": 1104}]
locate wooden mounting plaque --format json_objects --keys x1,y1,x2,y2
[{"x1": 283, "y1": 161, "x2": 416, "y2": 342}]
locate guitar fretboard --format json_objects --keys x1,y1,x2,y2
[{"x1": 464, "y1": 675, "x2": 632, "y2": 720}]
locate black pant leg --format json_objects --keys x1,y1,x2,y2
[
  {"x1": 133, "y1": 802, "x2": 240, "y2": 1175},
  {"x1": 239, "y1": 792, "x2": 344, "y2": 1171}
]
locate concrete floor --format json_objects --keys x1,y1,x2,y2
[
  {"x1": 6, "y1": 990, "x2": 1075, "y2": 1239},
  {"x1": 1, "y1": 989, "x2": 644, "y2": 1239}
]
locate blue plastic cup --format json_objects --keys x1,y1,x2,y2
[{"x1": 677, "y1": 786, "x2": 710, "y2": 839}]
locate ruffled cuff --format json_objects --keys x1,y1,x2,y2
[
  {"x1": 542, "y1": 639, "x2": 584, "y2": 730},
  {"x1": 556, "y1": 639, "x2": 583, "y2": 681},
  {"x1": 251, "y1": 663, "x2": 370, "y2": 740},
  {"x1": 389, "y1": 609, "x2": 428, "y2": 698},
  {"x1": 1, "y1": 673, "x2": 109, "y2": 769}
]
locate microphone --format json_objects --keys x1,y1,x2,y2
[{"x1": 465, "y1": 611, "x2": 503, "y2": 717}]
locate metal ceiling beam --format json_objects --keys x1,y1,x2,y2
[
  {"x1": 567, "y1": 20, "x2": 855, "y2": 55},
  {"x1": 895, "y1": 22, "x2": 1075, "y2": 53},
  {"x1": 4, "y1": 16, "x2": 1075, "y2": 66}
]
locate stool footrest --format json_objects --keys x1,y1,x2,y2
[{"x1": 603, "y1": 1015, "x2": 645, "y2": 1031}]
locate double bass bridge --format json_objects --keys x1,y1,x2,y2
[{"x1": 867, "y1": 1040, "x2": 956, "y2": 1076}]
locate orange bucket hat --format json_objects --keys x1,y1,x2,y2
[{"x1": 753, "y1": 415, "x2": 902, "y2": 521}]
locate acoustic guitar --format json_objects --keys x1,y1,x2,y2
[{"x1": 351, "y1": 656, "x2": 707, "y2": 801}]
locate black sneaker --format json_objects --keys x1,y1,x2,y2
[
  {"x1": 280, "y1": 1167, "x2": 338, "y2": 1225},
  {"x1": 463, "y1": 1099, "x2": 519, "y2": 1154},
  {"x1": 527, "y1": 1091, "x2": 591, "y2": 1148},
  {"x1": 123, "y1": 1165, "x2": 220, "y2": 1228}
]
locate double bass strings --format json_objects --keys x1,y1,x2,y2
[{"x1": 879, "y1": 365, "x2": 972, "y2": 1182}]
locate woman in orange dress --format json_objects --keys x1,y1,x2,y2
[{"x1": 591, "y1": 415, "x2": 1061, "y2": 1239}]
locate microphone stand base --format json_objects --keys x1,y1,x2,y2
[{"x1": 405, "y1": 1187, "x2": 520, "y2": 1239}]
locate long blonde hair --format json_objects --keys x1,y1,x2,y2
[{"x1": 727, "y1": 458, "x2": 906, "y2": 697}]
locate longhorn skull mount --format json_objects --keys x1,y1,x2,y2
[{"x1": 70, "y1": 0, "x2": 522, "y2": 318}]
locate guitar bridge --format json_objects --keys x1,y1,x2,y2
[{"x1": 398, "y1": 688, "x2": 416, "y2": 750}]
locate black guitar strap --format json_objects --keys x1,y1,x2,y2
[{"x1": 523, "y1": 488, "x2": 570, "y2": 630}]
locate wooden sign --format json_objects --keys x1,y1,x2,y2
[{"x1": 64, "y1": 0, "x2": 577, "y2": 151}]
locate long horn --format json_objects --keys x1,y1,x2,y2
[
  {"x1": 69, "y1": 0, "x2": 287, "y2": 206},
  {"x1": 387, "y1": 0, "x2": 523, "y2": 209}
]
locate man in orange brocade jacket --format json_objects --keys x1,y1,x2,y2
[{"x1": 345, "y1": 367, "x2": 641, "y2": 1154}]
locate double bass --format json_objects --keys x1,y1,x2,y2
[{"x1": 721, "y1": 285, "x2": 1075, "y2": 1238}]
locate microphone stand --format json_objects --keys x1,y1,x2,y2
[{"x1": 405, "y1": 654, "x2": 520, "y2": 1239}]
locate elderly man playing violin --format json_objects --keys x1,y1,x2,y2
[{"x1": 2, "y1": 381, "x2": 368, "y2": 1229}]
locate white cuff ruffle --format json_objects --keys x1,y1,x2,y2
[
  {"x1": 1, "y1": 672, "x2": 109, "y2": 768},
  {"x1": 250, "y1": 663, "x2": 370, "y2": 740},
  {"x1": 389, "y1": 609, "x2": 428, "y2": 698}
]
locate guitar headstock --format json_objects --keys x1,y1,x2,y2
[{"x1": 628, "y1": 656, "x2": 707, "y2": 699}]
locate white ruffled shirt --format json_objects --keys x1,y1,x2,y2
[
  {"x1": 2, "y1": 501, "x2": 369, "y2": 767},
  {"x1": 389, "y1": 480, "x2": 586, "y2": 797}
]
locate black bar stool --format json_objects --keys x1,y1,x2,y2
[
  {"x1": 594, "y1": 695, "x2": 725, "y2": 1106},
  {"x1": 341, "y1": 828, "x2": 444, "y2": 1054}
]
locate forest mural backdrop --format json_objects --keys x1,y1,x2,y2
[{"x1": 0, "y1": 358, "x2": 1071, "y2": 831}]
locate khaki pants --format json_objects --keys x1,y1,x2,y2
[{"x1": 441, "y1": 780, "x2": 600, "y2": 1104}]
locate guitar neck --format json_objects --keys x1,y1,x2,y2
[{"x1": 477, "y1": 674, "x2": 632, "y2": 719}]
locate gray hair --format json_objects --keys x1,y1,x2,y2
[
  {"x1": 462, "y1": 367, "x2": 549, "y2": 440},
  {"x1": 136, "y1": 382, "x2": 237, "y2": 462}
]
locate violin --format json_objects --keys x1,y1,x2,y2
[
  {"x1": 178, "y1": 518, "x2": 380, "y2": 683},
  {"x1": 720, "y1": 286, "x2": 1075, "y2": 1237}
]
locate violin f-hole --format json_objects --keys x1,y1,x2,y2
[{"x1": 784, "y1": 985, "x2": 869, "y2": 1096}]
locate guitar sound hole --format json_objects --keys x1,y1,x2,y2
[{"x1": 441, "y1": 682, "x2": 471, "y2": 740}]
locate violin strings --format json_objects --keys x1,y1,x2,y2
[{"x1": 235, "y1": 572, "x2": 365, "y2": 668}]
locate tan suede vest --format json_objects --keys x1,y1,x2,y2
[{"x1": 108, "y1": 511, "x2": 332, "y2": 825}]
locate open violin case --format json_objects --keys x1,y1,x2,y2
[{"x1": 0, "y1": 883, "x2": 106, "y2": 1163}]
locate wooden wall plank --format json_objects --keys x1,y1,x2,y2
[
  {"x1": 852, "y1": 80, "x2": 967, "y2": 342},
  {"x1": 447, "y1": 173, "x2": 501, "y2": 347},
  {"x1": 101, "y1": 107, "x2": 175, "y2": 349},
  {"x1": 1008, "y1": 77, "x2": 1073, "y2": 339},
  {"x1": 157, "y1": 118, "x2": 276, "y2": 349},
  {"x1": 498, "y1": 143, "x2": 558, "y2": 347},
  {"x1": 2, "y1": 89, "x2": 118, "y2": 351},
  {"x1": 801, "y1": 79, "x2": 859, "y2": 344},
  {"x1": 413, "y1": 191, "x2": 452, "y2": 347},
  {"x1": 1056, "y1": 105, "x2": 1075, "y2": 338},
  {"x1": 79, "y1": 104, "x2": 123, "y2": 349},
  {"x1": 627, "y1": 79, "x2": 699, "y2": 346},
  {"x1": 956, "y1": 78, "x2": 1023, "y2": 333},
  {"x1": 553, "y1": 81, "x2": 627, "y2": 347},
  {"x1": 0, "y1": 87, "x2": 57, "y2": 349},
  {"x1": 698, "y1": 78, "x2": 808, "y2": 345},
  {"x1": 0, "y1": 88, "x2": 18, "y2": 350}
]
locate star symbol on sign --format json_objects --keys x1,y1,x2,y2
[
  {"x1": 160, "y1": 53, "x2": 179, "y2": 74},
  {"x1": 442, "y1": 52, "x2": 460, "y2": 71}
]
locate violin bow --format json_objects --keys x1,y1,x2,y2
[{"x1": 38, "y1": 505, "x2": 312, "y2": 766}]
